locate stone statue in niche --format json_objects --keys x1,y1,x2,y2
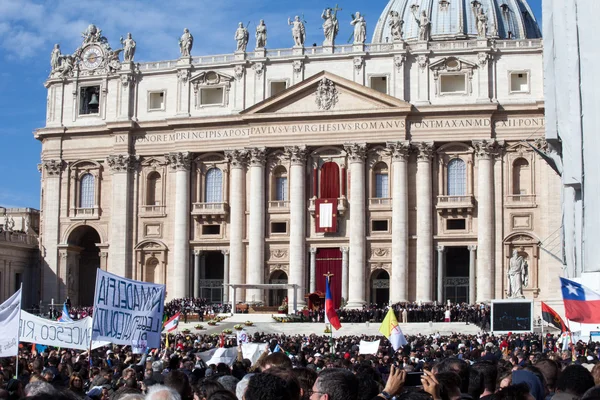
[
  {"x1": 388, "y1": 10, "x2": 404, "y2": 41},
  {"x1": 255, "y1": 20, "x2": 267, "y2": 49},
  {"x1": 507, "y1": 249, "x2": 529, "y2": 298},
  {"x1": 322, "y1": 7, "x2": 340, "y2": 46},
  {"x1": 288, "y1": 16, "x2": 306, "y2": 47},
  {"x1": 120, "y1": 33, "x2": 136, "y2": 62},
  {"x1": 234, "y1": 22, "x2": 249, "y2": 52},
  {"x1": 350, "y1": 12, "x2": 366, "y2": 44},
  {"x1": 476, "y1": 7, "x2": 488, "y2": 38},
  {"x1": 179, "y1": 28, "x2": 193, "y2": 57}
]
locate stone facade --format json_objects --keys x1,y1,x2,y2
[{"x1": 36, "y1": 10, "x2": 560, "y2": 309}]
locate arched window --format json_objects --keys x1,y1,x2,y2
[
  {"x1": 205, "y1": 168, "x2": 223, "y2": 203},
  {"x1": 513, "y1": 158, "x2": 530, "y2": 195},
  {"x1": 374, "y1": 162, "x2": 389, "y2": 198},
  {"x1": 79, "y1": 173, "x2": 95, "y2": 208},
  {"x1": 447, "y1": 158, "x2": 467, "y2": 196},
  {"x1": 273, "y1": 166, "x2": 288, "y2": 201},
  {"x1": 146, "y1": 171, "x2": 162, "y2": 205}
]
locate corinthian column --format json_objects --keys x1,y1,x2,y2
[
  {"x1": 107, "y1": 154, "x2": 136, "y2": 278},
  {"x1": 40, "y1": 159, "x2": 63, "y2": 302},
  {"x1": 387, "y1": 141, "x2": 410, "y2": 303},
  {"x1": 473, "y1": 140, "x2": 499, "y2": 302},
  {"x1": 344, "y1": 143, "x2": 367, "y2": 309},
  {"x1": 222, "y1": 250, "x2": 230, "y2": 303},
  {"x1": 415, "y1": 142, "x2": 434, "y2": 302},
  {"x1": 225, "y1": 150, "x2": 247, "y2": 304},
  {"x1": 285, "y1": 146, "x2": 308, "y2": 311},
  {"x1": 247, "y1": 147, "x2": 266, "y2": 303},
  {"x1": 166, "y1": 152, "x2": 192, "y2": 299}
]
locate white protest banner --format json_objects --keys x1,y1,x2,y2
[
  {"x1": 0, "y1": 288, "x2": 21, "y2": 357},
  {"x1": 19, "y1": 311, "x2": 109, "y2": 351},
  {"x1": 92, "y1": 269, "x2": 165, "y2": 349},
  {"x1": 242, "y1": 343, "x2": 266, "y2": 366},
  {"x1": 359, "y1": 339, "x2": 380, "y2": 355},
  {"x1": 197, "y1": 348, "x2": 218, "y2": 364},
  {"x1": 237, "y1": 330, "x2": 249, "y2": 344},
  {"x1": 205, "y1": 347, "x2": 238, "y2": 366}
]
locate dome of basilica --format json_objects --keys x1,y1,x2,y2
[{"x1": 372, "y1": 0, "x2": 541, "y2": 43}]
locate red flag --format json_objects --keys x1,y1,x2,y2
[
  {"x1": 219, "y1": 333, "x2": 225, "y2": 348},
  {"x1": 325, "y1": 276, "x2": 342, "y2": 330},
  {"x1": 541, "y1": 302, "x2": 568, "y2": 332}
]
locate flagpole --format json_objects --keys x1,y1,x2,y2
[{"x1": 15, "y1": 283, "x2": 23, "y2": 379}]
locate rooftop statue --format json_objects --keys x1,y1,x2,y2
[
  {"x1": 256, "y1": 20, "x2": 267, "y2": 49},
  {"x1": 288, "y1": 16, "x2": 306, "y2": 47},
  {"x1": 235, "y1": 22, "x2": 249, "y2": 52},
  {"x1": 476, "y1": 7, "x2": 488, "y2": 38},
  {"x1": 120, "y1": 33, "x2": 136, "y2": 62},
  {"x1": 350, "y1": 12, "x2": 366, "y2": 44},
  {"x1": 179, "y1": 28, "x2": 193, "y2": 57},
  {"x1": 82, "y1": 24, "x2": 107, "y2": 45},
  {"x1": 414, "y1": 9, "x2": 431, "y2": 41},
  {"x1": 322, "y1": 6, "x2": 341, "y2": 46},
  {"x1": 50, "y1": 44, "x2": 61, "y2": 72},
  {"x1": 388, "y1": 10, "x2": 404, "y2": 41}
]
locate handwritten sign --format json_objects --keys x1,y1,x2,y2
[
  {"x1": 92, "y1": 270, "x2": 165, "y2": 349},
  {"x1": 19, "y1": 311, "x2": 108, "y2": 350}
]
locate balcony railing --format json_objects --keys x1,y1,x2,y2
[
  {"x1": 369, "y1": 197, "x2": 392, "y2": 209},
  {"x1": 309, "y1": 196, "x2": 348, "y2": 216},
  {"x1": 506, "y1": 194, "x2": 536, "y2": 207},
  {"x1": 268, "y1": 200, "x2": 290, "y2": 212},
  {"x1": 72, "y1": 207, "x2": 99, "y2": 219},
  {"x1": 436, "y1": 195, "x2": 475, "y2": 213},
  {"x1": 0, "y1": 231, "x2": 38, "y2": 247},
  {"x1": 140, "y1": 205, "x2": 166, "y2": 217},
  {"x1": 192, "y1": 202, "x2": 229, "y2": 219}
]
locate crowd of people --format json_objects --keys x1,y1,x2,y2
[{"x1": 3, "y1": 329, "x2": 600, "y2": 400}]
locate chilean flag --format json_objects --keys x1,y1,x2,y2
[
  {"x1": 325, "y1": 276, "x2": 342, "y2": 330},
  {"x1": 560, "y1": 277, "x2": 600, "y2": 323}
]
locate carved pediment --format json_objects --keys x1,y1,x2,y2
[
  {"x1": 190, "y1": 71, "x2": 234, "y2": 87},
  {"x1": 430, "y1": 57, "x2": 477, "y2": 73},
  {"x1": 241, "y1": 71, "x2": 411, "y2": 115}
]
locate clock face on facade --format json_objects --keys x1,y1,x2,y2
[{"x1": 82, "y1": 46, "x2": 103, "y2": 69}]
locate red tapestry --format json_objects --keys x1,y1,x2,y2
[
  {"x1": 315, "y1": 198, "x2": 338, "y2": 233},
  {"x1": 320, "y1": 162, "x2": 340, "y2": 199},
  {"x1": 315, "y1": 248, "x2": 342, "y2": 309}
]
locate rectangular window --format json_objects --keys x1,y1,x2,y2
[
  {"x1": 271, "y1": 222, "x2": 287, "y2": 234},
  {"x1": 275, "y1": 177, "x2": 288, "y2": 201},
  {"x1": 200, "y1": 88, "x2": 224, "y2": 105},
  {"x1": 79, "y1": 86, "x2": 100, "y2": 115},
  {"x1": 202, "y1": 225, "x2": 221, "y2": 235},
  {"x1": 370, "y1": 76, "x2": 388, "y2": 94},
  {"x1": 447, "y1": 219, "x2": 466, "y2": 230},
  {"x1": 270, "y1": 81, "x2": 287, "y2": 97},
  {"x1": 372, "y1": 220, "x2": 389, "y2": 232},
  {"x1": 148, "y1": 91, "x2": 165, "y2": 110},
  {"x1": 375, "y1": 173, "x2": 389, "y2": 198},
  {"x1": 510, "y1": 72, "x2": 529, "y2": 92},
  {"x1": 440, "y1": 74, "x2": 466, "y2": 94}
]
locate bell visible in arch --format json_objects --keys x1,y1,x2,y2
[{"x1": 88, "y1": 93, "x2": 99, "y2": 106}]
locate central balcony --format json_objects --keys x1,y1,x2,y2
[
  {"x1": 308, "y1": 196, "x2": 347, "y2": 216},
  {"x1": 192, "y1": 202, "x2": 229, "y2": 221},
  {"x1": 436, "y1": 195, "x2": 475, "y2": 214}
]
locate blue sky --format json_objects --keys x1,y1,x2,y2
[{"x1": 0, "y1": 0, "x2": 542, "y2": 209}]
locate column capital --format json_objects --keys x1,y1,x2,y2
[
  {"x1": 107, "y1": 154, "x2": 138, "y2": 173},
  {"x1": 414, "y1": 142, "x2": 435, "y2": 161},
  {"x1": 247, "y1": 147, "x2": 267, "y2": 166},
  {"x1": 41, "y1": 159, "x2": 64, "y2": 176},
  {"x1": 472, "y1": 140, "x2": 503, "y2": 159},
  {"x1": 437, "y1": 245, "x2": 446, "y2": 253},
  {"x1": 468, "y1": 245, "x2": 477, "y2": 251},
  {"x1": 166, "y1": 152, "x2": 192, "y2": 171},
  {"x1": 221, "y1": 249, "x2": 230, "y2": 256},
  {"x1": 340, "y1": 246, "x2": 349, "y2": 254},
  {"x1": 343, "y1": 143, "x2": 367, "y2": 163},
  {"x1": 386, "y1": 141, "x2": 411, "y2": 161},
  {"x1": 309, "y1": 248, "x2": 317, "y2": 254},
  {"x1": 193, "y1": 250, "x2": 202, "y2": 256},
  {"x1": 225, "y1": 149, "x2": 248, "y2": 169},
  {"x1": 284, "y1": 145, "x2": 308, "y2": 166}
]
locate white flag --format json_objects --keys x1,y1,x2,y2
[{"x1": 0, "y1": 288, "x2": 21, "y2": 357}]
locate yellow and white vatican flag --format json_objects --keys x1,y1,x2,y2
[
  {"x1": 0, "y1": 287, "x2": 22, "y2": 357},
  {"x1": 378, "y1": 308, "x2": 407, "y2": 352}
]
